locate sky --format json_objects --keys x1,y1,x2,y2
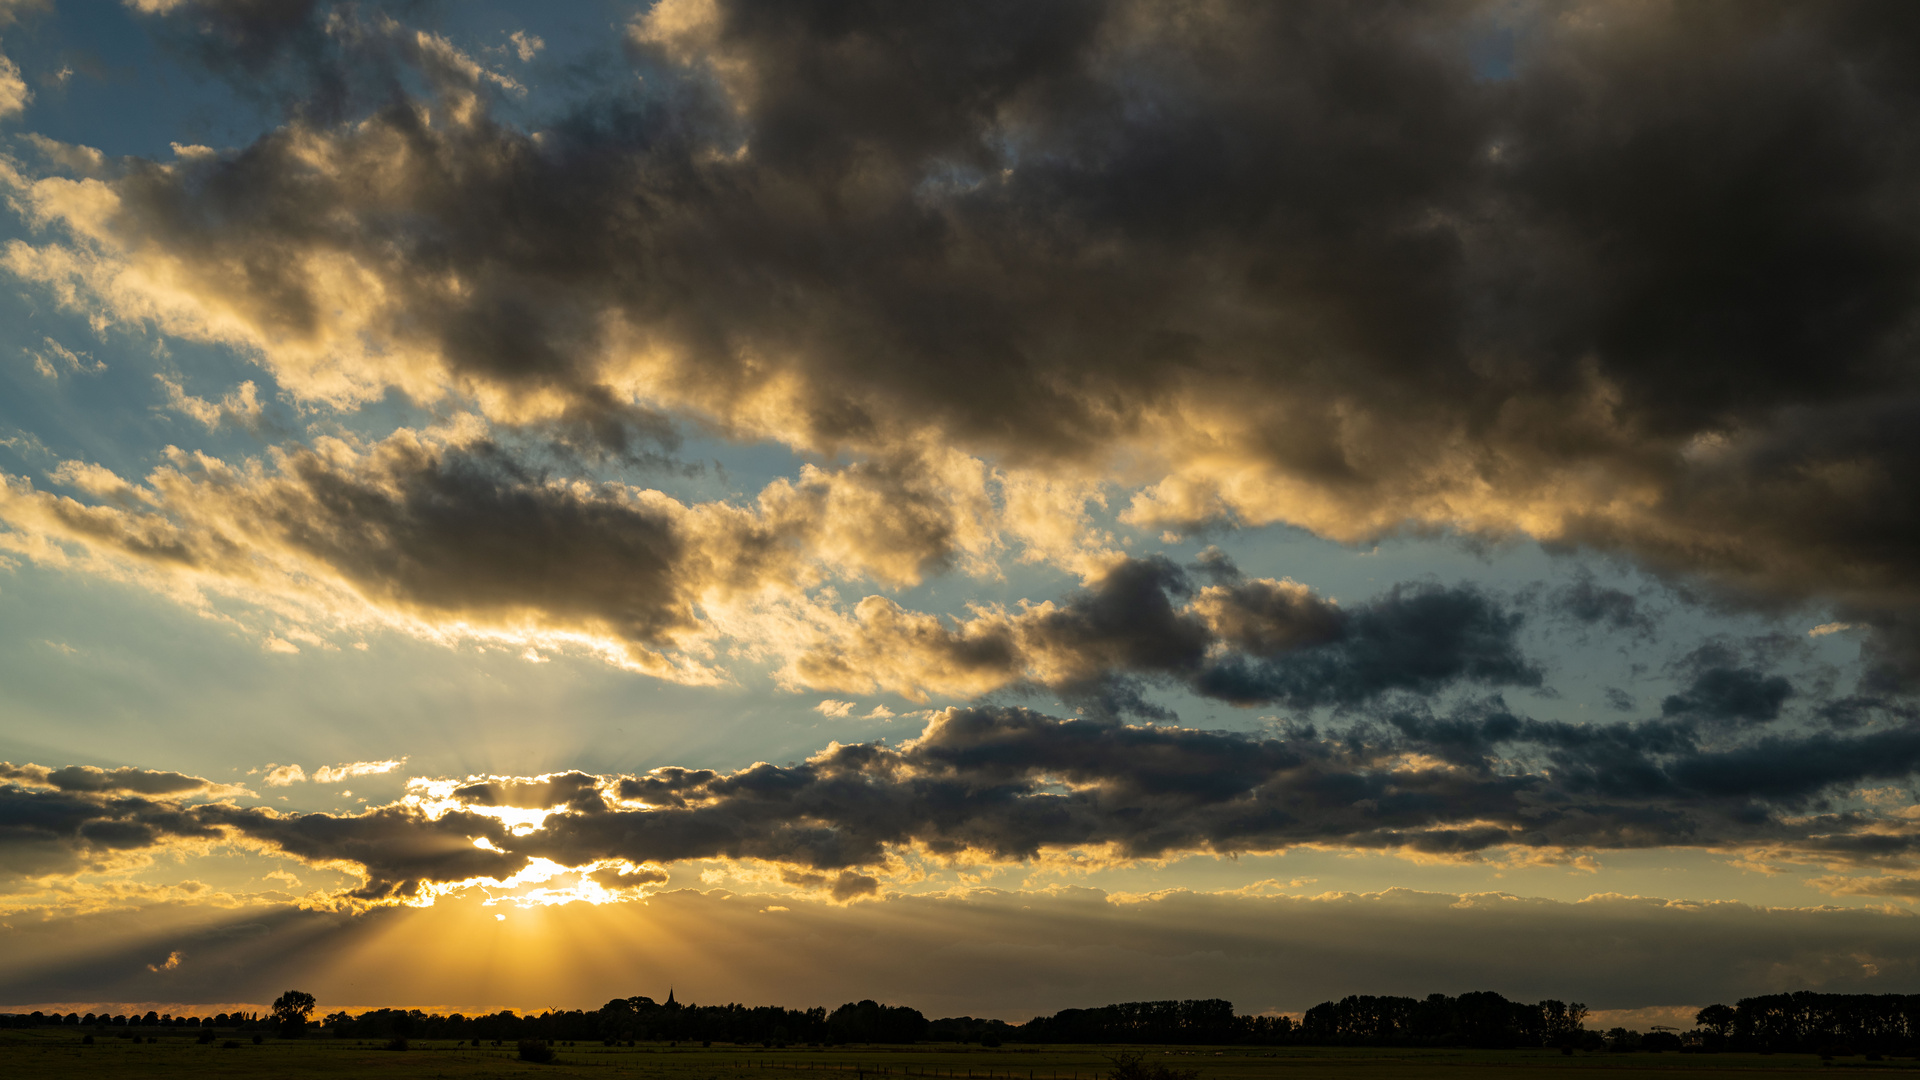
[{"x1": 3, "y1": 0, "x2": 1920, "y2": 1024}]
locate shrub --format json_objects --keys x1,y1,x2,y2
[
  {"x1": 222, "y1": 1040, "x2": 240, "y2": 1049},
  {"x1": 82, "y1": 1035, "x2": 94, "y2": 1045},
  {"x1": 197, "y1": 1030, "x2": 214, "y2": 1044},
  {"x1": 518, "y1": 1039, "x2": 555, "y2": 1063},
  {"x1": 386, "y1": 1037, "x2": 409, "y2": 1051}
]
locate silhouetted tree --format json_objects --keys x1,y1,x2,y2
[
  {"x1": 1539, "y1": 1000, "x2": 1588, "y2": 1047},
  {"x1": 271, "y1": 990, "x2": 316, "y2": 1038},
  {"x1": 1695, "y1": 1003, "x2": 1735, "y2": 1038},
  {"x1": 828, "y1": 1000, "x2": 929, "y2": 1043}
]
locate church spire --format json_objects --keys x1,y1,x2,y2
[{"x1": 666, "y1": 987, "x2": 677, "y2": 1008}]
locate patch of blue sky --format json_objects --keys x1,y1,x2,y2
[
  {"x1": 7, "y1": 0, "x2": 274, "y2": 159},
  {"x1": 0, "y1": 296, "x2": 188, "y2": 483}
]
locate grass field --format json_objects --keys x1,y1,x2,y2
[{"x1": 1, "y1": 1032, "x2": 1910, "y2": 1079}]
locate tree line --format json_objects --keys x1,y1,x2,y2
[{"x1": 9, "y1": 990, "x2": 1920, "y2": 1054}]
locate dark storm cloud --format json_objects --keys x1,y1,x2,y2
[
  {"x1": 451, "y1": 771, "x2": 605, "y2": 813},
  {"x1": 1190, "y1": 578, "x2": 1542, "y2": 708},
  {"x1": 1661, "y1": 666, "x2": 1795, "y2": 726},
  {"x1": 238, "y1": 703, "x2": 1920, "y2": 889},
  {"x1": 800, "y1": 555, "x2": 1541, "y2": 710},
  {"x1": 1815, "y1": 695, "x2": 1920, "y2": 731},
  {"x1": 12, "y1": 0, "x2": 1917, "y2": 681},
  {"x1": 1549, "y1": 576, "x2": 1655, "y2": 636},
  {"x1": 275, "y1": 441, "x2": 694, "y2": 645},
  {"x1": 1663, "y1": 727, "x2": 1920, "y2": 802},
  {"x1": 0, "y1": 762, "x2": 240, "y2": 797},
  {"x1": 14, "y1": 690, "x2": 1920, "y2": 904},
  {"x1": 196, "y1": 802, "x2": 522, "y2": 903},
  {"x1": 0, "y1": 779, "x2": 228, "y2": 879},
  {"x1": 0, "y1": 759, "x2": 521, "y2": 899}
]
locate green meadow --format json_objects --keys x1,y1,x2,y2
[{"x1": 0, "y1": 1033, "x2": 1900, "y2": 1079}]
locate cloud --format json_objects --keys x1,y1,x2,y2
[
  {"x1": 0, "y1": 770, "x2": 235, "y2": 881},
  {"x1": 0, "y1": 426, "x2": 1036, "y2": 682},
  {"x1": 155, "y1": 375, "x2": 262, "y2": 428},
  {"x1": 790, "y1": 556, "x2": 1539, "y2": 711},
  {"x1": 814, "y1": 700, "x2": 855, "y2": 718},
  {"x1": 0, "y1": 46, "x2": 27, "y2": 121},
  {"x1": 15, "y1": 680, "x2": 1920, "y2": 908},
  {"x1": 146, "y1": 950, "x2": 181, "y2": 972},
  {"x1": 1661, "y1": 666, "x2": 1795, "y2": 727},
  {"x1": 124, "y1": 2, "x2": 519, "y2": 125},
  {"x1": 1655, "y1": 642, "x2": 1805, "y2": 730},
  {"x1": 1550, "y1": 576, "x2": 1655, "y2": 637},
  {"x1": 0, "y1": 762, "x2": 246, "y2": 798},
  {"x1": 291, "y1": 704, "x2": 1920, "y2": 897},
  {"x1": 508, "y1": 30, "x2": 542, "y2": 62},
  {"x1": 24, "y1": 338, "x2": 101, "y2": 380},
  {"x1": 262, "y1": 765, "x2": 305, "y2": 786},
  {"x1": 311, "y1": 759, "x2": 405, "y2": 784}
]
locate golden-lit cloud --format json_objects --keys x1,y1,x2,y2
[
  {"x1": 0, "y1": 424, "x2": 1101, "y2": 681},
  {"x1": 0, "y1": 51, "x2": 24, "y2": 121},
  {"x1": 312, "y1": 759, "x2": 406, "y2": 784},
  {"x1": 155, "y1": 375, "x2": 262, "y2": 428}
]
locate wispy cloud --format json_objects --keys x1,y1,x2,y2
[
  {"x1": 312, "y1": 759, "x2": 405, "y2": 784},
  {"x1": 25, "y1": 338, "x2": 100, "y2": 380},
  {"x1": 155, "y1": 375, "x2": 262, "y2": 428}
]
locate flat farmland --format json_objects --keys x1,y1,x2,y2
[{"x1": 0, "y1": 1033, "x2": 1905, "y2": 1079}]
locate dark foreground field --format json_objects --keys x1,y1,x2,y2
[{"x1": 0, "y1": 1033, "x2": 1908, "y2": 1079}]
